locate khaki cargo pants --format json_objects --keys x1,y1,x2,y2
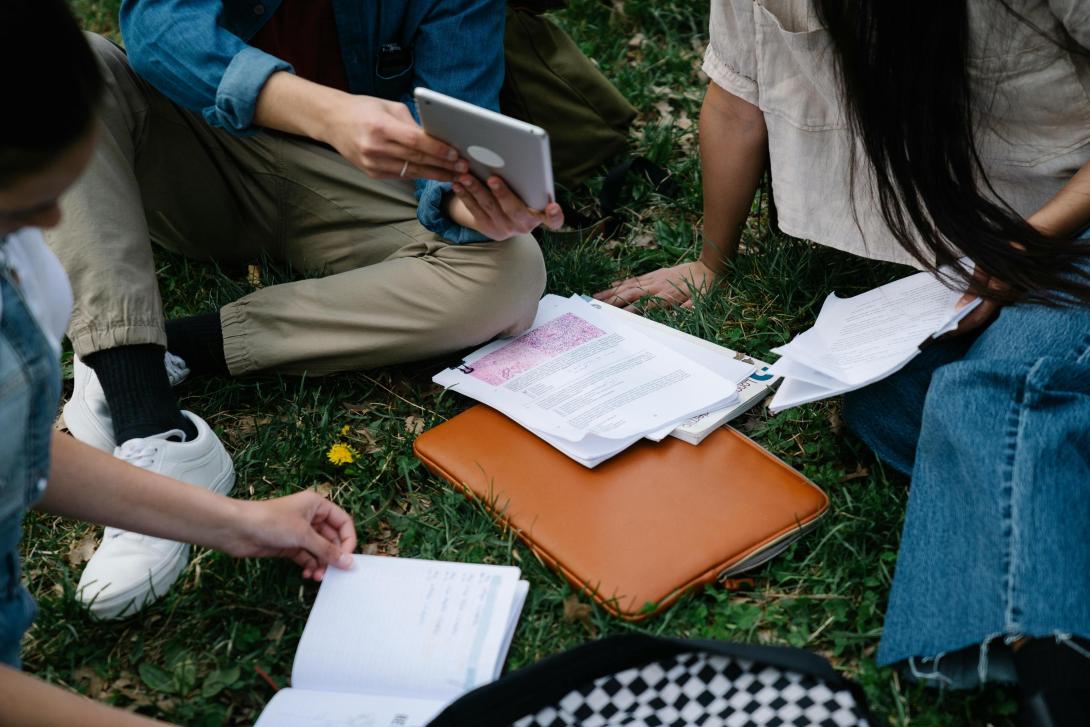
[{"x1": 47, "y1": 34, "x2": 546, "y2": 376}]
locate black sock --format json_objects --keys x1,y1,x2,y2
[
  {"x1": 1015, "y1": 638, "x2": 1090, "y2": 726},
  {"x1": 84, "y1": 344, "x2": 197, "y2": 444},
  {"x1": 165, "y1": 312, "x2": 228, "y2": 376}
]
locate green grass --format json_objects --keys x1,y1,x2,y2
[{"x1": 26, "y1": 1, "x2": 1019, "y2": 724}]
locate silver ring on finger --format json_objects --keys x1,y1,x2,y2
[{"x1": 399, "y1": 160, "x2": 410, "y2": 178}]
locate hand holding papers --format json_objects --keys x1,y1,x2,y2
[
  {"x1": 434, "y1": 295, "x2": 755, "y2": 466},
  {"x1": 768, "y1": 269, "x2": 981, "y2": 412}
]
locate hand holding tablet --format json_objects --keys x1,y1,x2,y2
[{"x1": 415, "y1": 88, "x2": 564, "y2": 239}]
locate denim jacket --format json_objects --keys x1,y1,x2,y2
[
  {"x1": 119, "y1": 0, "x2": 505, "y2": 244},
  {"x1": 0, "y1": 245, "x2": 61, "y2": 667}
]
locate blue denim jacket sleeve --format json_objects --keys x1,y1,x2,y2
[
  {"x1": 410, "y1": 0, "x2": 506, "y2": 244},
  {"x1": 120, "y1": 0, "x2": 292, "y2": 134}
]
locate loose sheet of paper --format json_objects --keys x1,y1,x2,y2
[
  {"x1": 434, "y1": 295, "x2": 744, "y2": 442},
  {"x1": 290, "y1": 556, "x2": 524, "y2": 702},
  {"x1": 768, "y1": 270, "x2": 980, "y2": 411}
]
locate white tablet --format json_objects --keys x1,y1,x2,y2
[{"x1": 414, "y1": 87, "x2": 555, "y2": 211}]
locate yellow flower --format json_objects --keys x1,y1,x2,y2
[
  {"x1": 339, "y1": 424, "x2": 350, "y2": 436},
  {"x1": 326, "y1": 442, "x2": 357, "y2": 466}
]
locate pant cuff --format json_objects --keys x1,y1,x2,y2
[
  {"x1": 68, "y1": 323, "x2": 166, "y2": 359},
  {"x1": 220, "y1": 301, "x2": 255, "y2": 376}
]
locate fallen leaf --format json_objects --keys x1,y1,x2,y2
[
  {"x1": 353, "y1": 427, "x2": 382, "y2": 454},
  {"x1": 313, "y1": 482, "x2": 333, "y2": 498},
  {"x1": 74, "y1": 666, "x2": 108, "y2": 698},
  {"x1": 631, "y1": 231, "x2": 657, "y2": 249},
  {"x1": 562, "y1": 594, "x2": 593, "y2": 625},
  {"x1": 404, "y1": 416, "x2": 425, "y2": 435},
  {"x1": 653, "y1": 99, "x2": 673, "y2": 123},
  {"x1": 247, "y1": 264, "x2": 263, "y2": 288},
  {"x1": 838, "y1": 465, "x2": 870, "y2": 483},
  {"x1": 67, "y1": 532, "x2": 98, "y2": 567},
  {"x1": 267, "y1": 621, "x2": 286, "y2": 644},
  {"x1": 627, "y1": 32, "x2": 646, "y2": 49}
]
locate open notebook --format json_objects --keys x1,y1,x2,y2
[{"x1": 254, "y1": 555, "x2": 529, "y2": 727}]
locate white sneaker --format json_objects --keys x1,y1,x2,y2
[
  {"x1": 76, "y1": 411, "x2": 235, "y2": 620},
  {"x1": 63, "y1": 352, "x2": 190, "y2": 452}
]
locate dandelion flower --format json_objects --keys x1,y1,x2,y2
[
  {"x1": 326, "y1": 442, "x2": 357, "y2": 466},
  {"x1": 339, "y1": 424, "x2": 351, "y2": 436}
]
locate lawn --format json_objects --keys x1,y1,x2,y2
[{"x1": 29, "y1": 1, "x2": 1018, "y2": 724}]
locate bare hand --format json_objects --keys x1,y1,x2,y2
[
  {"x1": 594, "y1": 261, "x2": 717, "y2": 312},
  {"x1": 950, "y1": 266, "x2": 1007, "y2": 336},
  {"x1": 325, "y1": 96, "x2": 466, "y2": 181},
  {"x1": 225, "y1": 490, "x2": 358, "y2": 581},
  {"x1": 447, "y1": 174, "x2": 564, "y2": 240}
]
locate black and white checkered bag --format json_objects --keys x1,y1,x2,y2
[{"x1": 430, "y1": 635, "x2": 873, "y2": 727}]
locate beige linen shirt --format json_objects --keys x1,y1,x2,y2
[{"x1": 704, "y1": 0, "x2": 1090, "y2": 267}]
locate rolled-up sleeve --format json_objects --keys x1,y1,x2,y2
[
  {"x1": 702, "y1": 0, "x2": 760, "y2": 106},
  {"x1": 409, "y1": 0, "x2": 505, "y2": 244},
  {"x1": 120, "y1": 0, "x2": 291, "y2": 134}
]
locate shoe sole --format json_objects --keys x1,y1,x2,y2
[{"x1": 81, "y1": 464, "x2": 236, "y2": 620}]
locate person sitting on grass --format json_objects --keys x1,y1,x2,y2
[
  {"x1": 598, "y1": 0, "x2": 1090, "y2": 724},
  {"x1": 49, "y1": 0, "x2": 563, "y2": 622},
  {"x1": 0, "y1": 2, "x2": 357, "y2": 722}
]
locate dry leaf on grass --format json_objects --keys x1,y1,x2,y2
[
  {"x1": 627, "y1": 32, "x2": 646, "y2": 49},
  {"x1": 562, "y1": 594, "x2": 593, "y2": 626},
  {"x1": 404, "y1": 416, "x2": 425, "y2": 435},
  {"x1": 67, "y1": 532, "x2": 98, "y2": 567},
  {"x1": 247, "y1": 264, "x2": 263, "y2": 288},
  {"x1": 354, "y1": 427, "x2": 383, "y2": 454},
  {"x1": 838, "y1": 465, "x2": 870, "y2": 483},
  {"x1": 313, "y1": 482, "x2": 334, "y2": 498}
]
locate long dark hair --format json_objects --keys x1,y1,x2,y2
[
  {"x1": 816, "y1": 0, "x2": 1090, "y2": 304},
  {"x1": 0, "y1": 0, "x2": 103, "y2": 186}
]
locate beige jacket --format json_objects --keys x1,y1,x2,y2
[{"x1": 703, "y1": 0, "x2": 1090, "y2": 267}]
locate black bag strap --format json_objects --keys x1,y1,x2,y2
[{"x1": 427, "y1": 634, "x2": 875, "y2": 727}]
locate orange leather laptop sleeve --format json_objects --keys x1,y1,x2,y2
[{"x1": 413, "y1": 405, "x2": 829, "y2": 621}]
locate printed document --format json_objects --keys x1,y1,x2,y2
[
  {"x1": 769, "y1": 269, "x2": 980, "y2": 412},
  {"x1": 434, "y1": 295, "x2": 749, "y2": 443}
]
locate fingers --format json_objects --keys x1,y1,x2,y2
[
  {"x1": 954, "y1": 298, "x2": 1000, "y2": 335},
  {"x1": 487, "y1": 178, "x2": 541, "y2": 232},
  {"x1": 367, "y1": 155, "x2": 458, "y2": 182},
  {"x1": 381, "y1": 105, "x2": 459, "y2": 166}
]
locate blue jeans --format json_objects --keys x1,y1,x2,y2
[
  {"x1": 0, "y1": 260, "x2": 61, "y2": 668},
  {"x1": 844, "y1": 285, "x2": 1090, "y2": 687}
]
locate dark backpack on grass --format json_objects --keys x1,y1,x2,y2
[
  {"x1": 429, "y1": 634, "x2": 876, "y2": 726},
  {"x1": 501, "y1": 1, "x2": 637, "y2": 190},
  {"x1": 501, "y1": 1, "x2": 679, "y2": 240}
]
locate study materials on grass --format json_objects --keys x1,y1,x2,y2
[
  {"x1": 414, "y1": 405, "x2": 828, "y2": 620},
  {"x1": 768, "y1": 269, "x2": 981, "y2": 412},
  {"x1": 433, "y1": 294, "x2": 755, "y2": 466},
  {"x1": 581, "y1": 297, "x2": 781, "y2": 444},
  {"x1": 254, "y1": 555, "x2": 529, "y2": 727}
]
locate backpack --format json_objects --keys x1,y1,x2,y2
[
  {"x1": 501, "y1": 2, "x2": 637, "y2": 190},
  {"x1": 501, "y1": 2, "x2": 679, "y2": 239},
  {"x1": 429, "y1": 634, "x2": 876, "y2": 726}
]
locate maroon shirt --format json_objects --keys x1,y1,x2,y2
[{"x1": 250, "y1": 0, "x2": 349, "y2": 92}]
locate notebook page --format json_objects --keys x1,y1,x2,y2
[
  {"x1": 493, "y1": 579, "x2": 529, "y2": 681},
  {"x1": 291, "y1": 555, "x2": 522, "y2": 701},
  {"x1": 254, "y1": 688, "x2": 446, "y2": 727}
]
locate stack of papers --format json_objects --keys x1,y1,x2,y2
[
  {"x1": 768, "y1": 269, "x2": 980, "y2": 412},
  {"x1": 434, "y1": 295, "x2": 756, "y2": 467},
  {"x1": 581, "y1": 297, "x2": 780, "y2": 444}
]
